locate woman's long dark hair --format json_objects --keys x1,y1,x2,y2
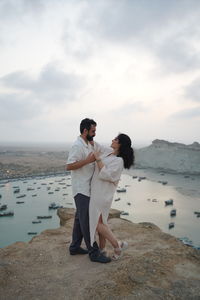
[{"x1": 117, "y1": 133, "x2": 134, "y2": 169}]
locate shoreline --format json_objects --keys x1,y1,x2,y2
[
  {"x1": 0, "y1": 171, "x2": 69, "y2": 183},
  {"x1": 1, "y1": 165, "x2": 200, "y2": 181}
]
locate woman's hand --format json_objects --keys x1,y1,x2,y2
[{"x1": 93, "y1": 151, "x2": 101, "y2": 161}]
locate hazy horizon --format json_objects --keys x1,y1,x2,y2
[{"x1": 0, "y1": 137, "x2": 199, "y2": 151}]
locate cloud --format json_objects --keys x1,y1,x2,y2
[
  {"x1": 72, "y1": 0, "x2": 200, "y2": 72},
  {"x1": 170, "y1": 106, "x2": 200, "y2": 119},
  {"x1": 0, "y1": 0, "x2": 45, "y2": 20},
  {"x1": 0, "y1": 93, "x2": 40, "y2": 121},
  {"x1": 112, "y1": 101, "x2": 149, "y2": 115},
  {"x1": 184, "y1": 77, "x2": 200, "y2": 103},
  {"x1": 0, "y1": 63, "x2": 84, "y2": 103}
]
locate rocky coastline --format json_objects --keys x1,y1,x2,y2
[
  {"x1": 1, "y1": 139, "x2": 200, "y2": 181},
  {"x1": 135, "y1": 139, "x2": 200, "y2": 175},
  {"x1": 0, "y1": 208, "x2": 200, "y2": 299}
]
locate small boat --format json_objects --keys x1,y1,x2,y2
[
  {"x1": 27, "y1": 187, "x2": 34, "y2": 191},
  {"x1": 165, "y1": 199, "x2": 173, "y2": 206},
  {"x1": 117, "y1": 188, "x2": 127, "y2": 193},
  {"x1": 158, "y1": 180, "x2": 168, "y2": 185},
  {"x1": 132, "y1": 176, "x2": 137, "y2": 179},
  {"x1": 0, "y1": 194, "x2": 2, "y2": 198},
  {"x1": 0, "y1": 211, "x2": 14, "y2": 217},
  {"x1": 121, "y1": 212, "x2": 129, "y2": 216},
  {"x1": 179, "y1": 237, "x2": 193, "y2": 247},
  {"x1": 32, "y1": 220, "x2": 42, "y2": 224},
  {"x1": 37, "y1": 216, "x2": 52, "y2": 219},
  {"x1": 114, "y1": 198, "x2": 121, "y2": 202},
  {"x1": 27, "y1": 232, "x2": 37, "y2": 235},
  {"x1": 139, "y1": 176, "x2": 146, "y2": 180},
  {"x1": 0, "y1": 204, "x2": 7, "y2": 211},
  {"x1": 16, "y1": 201, "x2": 25, "y2": 204},
  {"x1": 168, "y1": 222, "x2": 175, "y2": 229},
  {"x1": 55, "y1": 188, "x2": 60, "y2": 191},
  {"x1": 170, "y1": 209, "x2": 176, "y2": 216},
  {"x1": 13, "y1": 189, "x2": 20, "y2": 193},
  {"x1": 32, "y1": 194, "x2": 37, "y2": 197},
  {"x1": 63, "y1": 193, "x2": 68, "y2": 196},
  {"x1": 48, "y1": 202, "x2": 63, "y2": 209},
  {"x1": 162, "y1": 181, "x2": 168, "y2": 185},
  {"x1": 16, "y1": 194, "x2": 26, "y2": 198},
  {"x1": 48, "y1": 192, "x2": 54, "y2": 194}
]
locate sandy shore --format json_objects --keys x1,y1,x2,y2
[
  {"x1": 1, "y1": 147, "x2": 200, "y2": 199},
  {"x1": 0, "y1": 147, "x2": 68, "y2": 180}
]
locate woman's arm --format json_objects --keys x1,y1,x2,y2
[{"x1": 94, "y1": 151, "x2": 104, "y2": 170}]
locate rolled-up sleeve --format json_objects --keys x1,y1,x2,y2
[
  {"x1": 94, "y1": 142, "x2": 112, "y2": 154},
  {"x1": 67, "y1": 145, "x2": 82, "y2": 164},
  {"x1": 98, "y1": 158, "x2": 123, "y2": 183}
]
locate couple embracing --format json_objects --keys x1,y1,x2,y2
[{"x1": 66, "y1": 118, "x2": 134, "y2": 263}]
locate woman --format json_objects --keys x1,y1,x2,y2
[{"x1": 89, "y1": 133, "x2": 134, "y2": 260}]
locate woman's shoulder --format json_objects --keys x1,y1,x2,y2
[{"x1": 112, "y1": 155, "x2": 124, "y2": 166}]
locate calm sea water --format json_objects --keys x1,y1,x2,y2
[{"x1": 0, "y1": 169, "x2": 200, "y2": 248}]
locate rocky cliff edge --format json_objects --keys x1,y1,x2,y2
[{"x1": 0, "y1": 208, "x2": 200, "y2": 300}]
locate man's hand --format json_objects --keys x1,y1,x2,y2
[
  {"x1": 86, "y1": 152, "x2": 95, "y2": 163},
  {"x1": 66, "y1": 152, "x2": 95, "y2": 171}
]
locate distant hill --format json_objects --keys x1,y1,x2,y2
[{"x1": 135, "y1": 139, "x2": 200, "y2": 174}]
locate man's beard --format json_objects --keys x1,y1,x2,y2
[{"x1": 86, "y1": 134, "x2": 94, "y2": 141}]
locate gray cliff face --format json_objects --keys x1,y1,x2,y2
[{"x1": 135, "y1": 139, "x2": 200, "y2": 174}]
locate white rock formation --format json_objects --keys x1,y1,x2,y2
[{"x1": 135, "y1": 139, "x2": 200, "y2": 174}]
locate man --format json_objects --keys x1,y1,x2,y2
[{"x1": 66, "y1": 118, "x2": 111, "y2": 263}]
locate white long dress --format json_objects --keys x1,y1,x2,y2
[{"x1": 89, "y1": 151, "x2": 124, "y2": 245}]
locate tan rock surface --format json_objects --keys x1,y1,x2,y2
[{"x1": 0, "y1": 210, "x2": 200, "y2": 300}]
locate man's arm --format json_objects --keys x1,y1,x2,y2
[{"x1": 66, "y1": 152, "x2": 95, "y2": 171}]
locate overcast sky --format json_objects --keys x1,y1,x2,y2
[{"x1": 0, "y1": 0, "x2": 200, "y2": 147}]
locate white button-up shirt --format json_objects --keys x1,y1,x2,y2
[{"x1": 67, "y1": 136, "x2": 95, "y2": 197}]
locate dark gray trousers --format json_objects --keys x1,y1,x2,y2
[{"x1": 69, "y1": 193, "x2": 92, "y2": 252}]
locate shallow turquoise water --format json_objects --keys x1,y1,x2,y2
[{"x1": 0, "y1": 170, "x2": 199, "y2": 248}]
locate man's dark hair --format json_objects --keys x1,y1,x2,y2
[{"x1": 80, "y1": 118, "x2": 97, "y2": 134}]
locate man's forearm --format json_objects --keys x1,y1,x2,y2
[{"x1": 66, "y1": 159, "x2": 89, "y2": 171}]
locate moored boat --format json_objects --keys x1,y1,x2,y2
[
  {"x1": 37, "y1": 215, "x2": 52, "y2": 219},
  {"x1": 0, "y1": 211, "x2": 14, "y2": 217},
  {"x1": 117, "y1": 188, "x2": 126, "y2": 193}
]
